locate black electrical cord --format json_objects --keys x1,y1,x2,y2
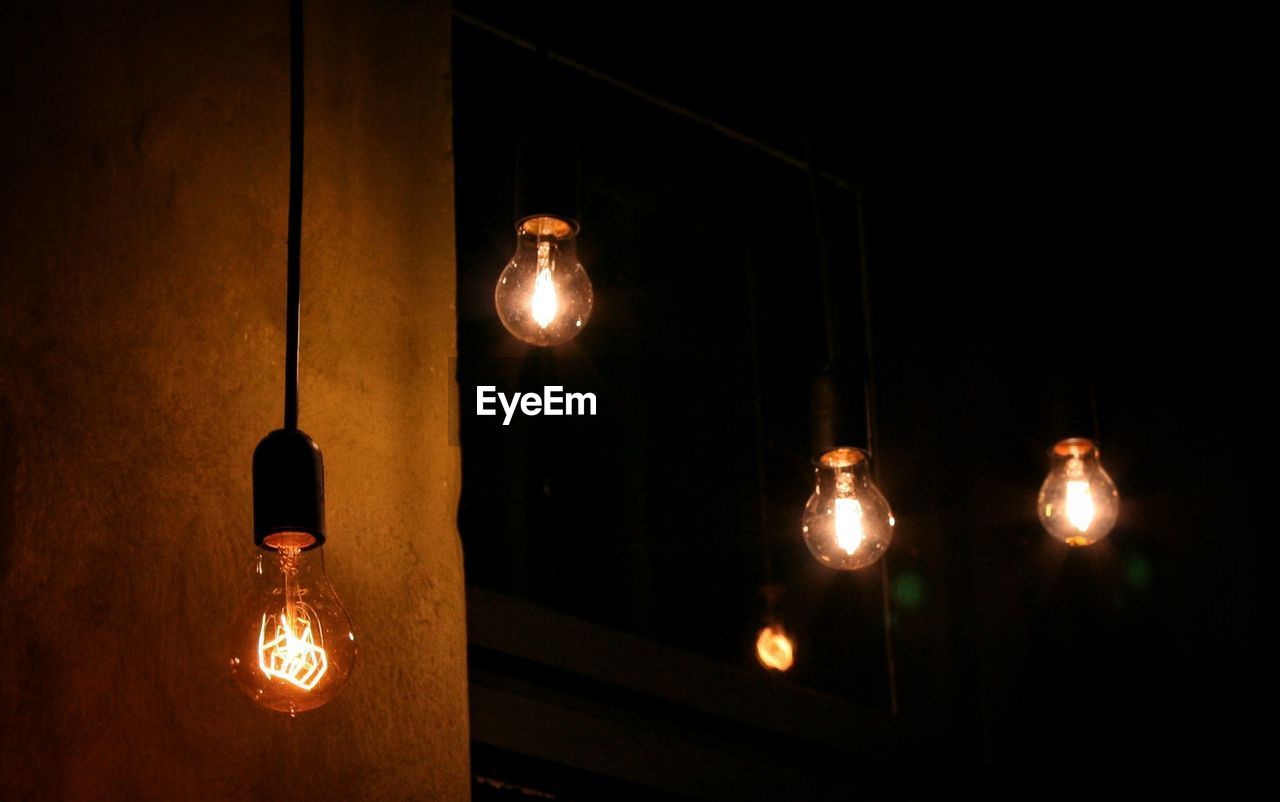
[
  {"x1": 250, "y1": 0, "x2": 325, "y2": 549},
  {"x1": 854, "y1": 188, "x2": 899, "y2": 717},
  {"x1": 283, "y1": 0, "x2": 304, "y2": 431},
  {"x1": 1088, "y1": 377, "x2": 1103, "y2": 447},
  {"x1": 452, "y1": 11, "x2": 853, "y2": 191},
  {"x1": 744, "y1": 250, "x2": 777, "y2": 611},
  {"x1": 806, "y1": 154, "x2": 840, "y2": 368}
]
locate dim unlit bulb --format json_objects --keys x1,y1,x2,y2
[
  {"x1": 1037, "y1": 437, "x2": 1119, "y2": 546},
  {"x1": 495, "y1": 216, "x2": 592, "y2": 346},
  {"x1": 755, "y1": 624, "x2": 795, "y2": 672},
  {"x1": 802, "y1": 447, "x2": 894, "y2": 570},
  {"x1": 229, "y1": 534, "x2": 356, "y2": 714}
]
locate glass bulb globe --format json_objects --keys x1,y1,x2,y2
[
  {"x1": 755, "y1": 624, "x2": 795, "y2": 672},
  {"x1": 802, "y1": 447, "x2": 894, "y2": 570},
  {"x1": 229, "y1": 533, "x2": 356, "y2": 714},
  {"x1": 495, "y1": 216, "x2": 593, "y2": 346},
  {"x1": 1038, "y1": 437, "x2": 1119, "y2": 546}
]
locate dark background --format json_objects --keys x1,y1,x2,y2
[{"x1": 455, "y1": 4, "x2": 1267, "y2": 798}]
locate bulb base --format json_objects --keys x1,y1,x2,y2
[
  {"x1": 253, "y1": 428, "x2": 326, "y2": 549},
  {"x1": 519, "y1": 215, "x2": 578, "y2": 239},
  {"x1": 1050, "y1": 437, "x2": 1099, "y2": 458}
]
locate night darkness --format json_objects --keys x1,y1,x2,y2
[
  {"x1": 1, "y1": 1, "x2": 1268, "y2": 800},
  {"x1": 455, "y1": 4, "x2": 1268, "y2": 799}
]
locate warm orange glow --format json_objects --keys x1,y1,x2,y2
[
  {"x1": 818, "y1": 447, "x2": 866, "y2": 468},
  {"x1": 520, "y1": 215, "x2": 574, "y2": 239},
  {"x1": 262, "y1": 531, "x2": 317, "y2": 550},
  {"x1": 258, "y1": 605, "x2": 328, "y2": 691},
  {"x1": 755, "y1": 625, "x2": 795, "y2": 672},
  {"x1": 256, "y1": 547, "x2": 328, "y2": 691},
  {"x1": 496, "y1": 216, "x2": 592, "y2": 346},
  {"x1": 531, "y1": 242, "x2": 558, "y2": 329},
  {"x1": 1038, "y1": 437, "x2": 1119, "y2": 547},
  {"x1": 1065, "y1": 479, "x2": 1096, "y2": 532},
  {"x1": 802, "y1": 446, "x2": 895, "y2": 571},
  {"x1": 834, "y1": 497, "x2": 864, "y2": 555}
]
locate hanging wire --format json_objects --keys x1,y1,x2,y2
[
  {"x1": 461, "y1": 2, "x2": 900, "y2": 710},
  {"x1": 803, "y1": 93, "x2": 899, "y2": 713},
  {"x1": 1088, "y1": 376, "x2": 1103, "y2": 447},
  {"x1": 451, "y1": 10, "x2": 853, "y2": 192},
  {"x1": 743, "y1": 250, "x2": 777, "y2": 616},
  {"x1": 808, "y1": 157, "x2": 841, "y2": 368},
  {"x1": 531, "y1": 11, "x2": 550, "y2": 132},
  {"x1": 283, "y1": 0, "x2": 305, "y2": 431},
  {"x1": 855, "y1": 187, "x2": 900, "y2": 716}
]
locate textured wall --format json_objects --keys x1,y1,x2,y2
[{"x1": 0, "y1": 1, "x2": 468, "y2": 799}]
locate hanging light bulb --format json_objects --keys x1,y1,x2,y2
[
  {"x1": 495, "y1": 215, "x2": 592, "y2": 346},
  {"x1": 1038, "y1": 437, "x2": 1119, "y2": 546},
  {"x1": 229, "y1": 430, "x2": 356, "y2": 715},
  {"x1": 802, "y1": 447, "x2": 894, "y2": 570},
  {"x1": 755, "y1": 624, "x2": 795, "y2": 672},
  {"x1": 231, "y1": 0, "x2": 356, "y2": 715},
  {"x1": 229, "y1": 534, "x2": 356, "y2": 714}
]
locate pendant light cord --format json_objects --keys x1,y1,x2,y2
[
  {"x1": 807, "y1": 160, "x2": 840, "y2": 367},
  {"x1": 283, "y1": 0, "x2": 304, "y2": 431},
  {"x1": 855, "y1": 188, "x2": 899, "y2": 717},
  {"x1": 1088, "y1": 376, "x2": 1103, "y2": 448},
  {"x1": 744, "y1": 250, "x2": 776, "y2": 611}
]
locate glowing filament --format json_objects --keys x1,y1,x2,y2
[
  {"x1": 257, "y1": 550, "x2": 328, "y2": 692},
  {"x1": 1065, "y1": 480, "x2": 1096, "y2": 532},
  {"x1": 835, "y1": 497, "x2": 864, "y2": 554},
  {"x1": 531, "y1": 242, "x2": 557, "y2": 328},
  {"x1": 756, "y1": 626, "x2": 795, "y2": 672},
  {"x1": 258, "y1": 604, "x2": 328, "y2": 691}
]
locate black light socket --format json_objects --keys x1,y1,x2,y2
[
  {"x1": 1046, "y1": 373, "x2": 1100, "y2": 447},
  {"x1": 810, "y1": 367, "x2": 868, "y2": 459},
  {"x1": 516, "y1": 129, "x2": 580, "y2": 227},
  {"x1": 252, "y1": 428, "x2": 325, "y2": 549}
]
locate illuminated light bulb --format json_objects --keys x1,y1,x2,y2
[
  {"x1": 1038, "y1": 437, "x2": 1119, "y2": 546},
  {"x1": 229, "y1": 532, "x2": 356, "y2": 715},
  {"x1": 756, "y1": 624, "x2": 795, "y2": 672},
  {"x1": 802, "y1": 447, "x2": 894, "y2": 570},
  {"x1": 495, "y1": 215, "x2": 593, "y2": 346}
]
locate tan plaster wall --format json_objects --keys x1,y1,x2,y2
[{"x1": 0, "y1": 1, "x2": 468, "y2": 799}]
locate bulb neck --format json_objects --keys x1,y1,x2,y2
[
  {"x1": 253, "y1": 428, "x2": 326, "y2": 550},
  {"x1": 518, "y1": 215, "x2": 578, "y2": 241},
  {"x1": 813, "y1": 449, "x2": 873, "y2": 495},
  {"x1": 1050, "y1": 437, "x2": 1100, "y2": 462},
  {"x1": 835, "y1": 470, "x2": 855, "y2": 496}
]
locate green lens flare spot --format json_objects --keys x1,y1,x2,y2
[
  {"x1": 1125, "y1": 553, "x2": 1152, "y2": 590},
  {"x1": 893, "y1": 571, "x2": 926, "y2": 611}
]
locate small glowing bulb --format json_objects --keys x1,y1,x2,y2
[
  {"x1": 802, "y1": 447, "x2": 894, "y2": 570},
  {"x1": 755, "y1": 625, "x2": 795, "y2": 672},
  {"x1": 229, "y1": 535, "x2": 356, "y2": 714},
  {"x1": 1038, "y1": 438, "x2": 1119, "y2": 546},
  {"x1": 495, "y1": 216, "x2": 592, "y2": 346}
]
